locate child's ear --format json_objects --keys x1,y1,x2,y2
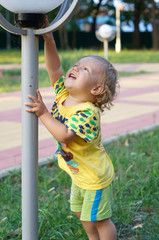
[{"x1": 91, "y1": 85, "x2": 104, "y2": 96}]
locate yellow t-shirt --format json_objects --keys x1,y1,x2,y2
[{"x1": 51, "y1": 77, "x2": 114, "y2": 190}]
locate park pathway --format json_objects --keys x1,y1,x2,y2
[{"x1": 0, "y1": 63, "x2": 159, "y2": 174}]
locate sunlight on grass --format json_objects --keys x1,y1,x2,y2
[
  {"x1": 1, "y1": 49, "x2": 159, "y2": 64},
  {"x1": 0, "y1": 50, "x2": 21, "y2": 64}
]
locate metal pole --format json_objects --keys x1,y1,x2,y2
[
  {"x1": 115, "y1": 6, "x2": 121, "y2": 53},
  {"x1": 104, "y1": 39, "x2": 108, "y2": 60},
  {"x1": 21, "y1": 28, "x2": 39, "y2": 240}
]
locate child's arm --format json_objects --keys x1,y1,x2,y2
[
  {"x1": 43, "y1": 19, "x2": 63, "y2": 86},
  {"x1": 25, "y1": 90, "x2": 77, "y2": 144}
]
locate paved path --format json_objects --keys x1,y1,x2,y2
[{"x1": 0, "y1": 64, "x2": 159, "y2": 172}]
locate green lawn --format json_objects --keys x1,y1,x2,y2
[
  {"x1": 0, "y1": 48, "x2": 158, "y2": 93},
  {"x1": 0, "y1": 68, "x2": 150, "y2": 93},
  {"x1": 0, "y1": 127, "x2": 159, "y2": 239},
  {"x1": 0, "y1": 49, "x2": 159, "y2": 64},
  {"x1": 0, "y1": 69, "x2": 50, "y2": 93}
]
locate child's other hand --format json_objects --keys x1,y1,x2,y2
[{"x1": 25, "y1": 89, "x2": 48, "y2": 118}]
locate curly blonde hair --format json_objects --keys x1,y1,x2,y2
[{"x1": 82, "y1": 55, "x2": 119, "y2": 112}]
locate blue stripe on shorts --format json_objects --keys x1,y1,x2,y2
[{"x1": 91, "y1": 189, "x2": 102, "y2": 221}]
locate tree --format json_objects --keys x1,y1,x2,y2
[
  {"x1": 118, "y1": 0, "x2": 159, "y2": 49},
  {"x1": 91, "y1": 0, "x2": 103, "y2": 32},
  {"x1": 0, "y1": 6, "x2": 15, "y2": 49},
  {"x1": 80, "y1": 0, "x2": 159, "y2": 50},
  {"x1": 133, "y1": 0, "x2": 145, "y2": 48},
  {"x1": 122, "y1": 0, "x2": 145, "y2": 48},
  {"x1": 48, "y1": 7, "x2": 71, "y2": 49},
  {"x1": 150, "y1": 0, "x2": 159, "y2": 49}
]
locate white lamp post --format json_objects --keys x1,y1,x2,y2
[
  {"x1": 114, "y1": 0, "x2": 123, "y2": 53},
  {"x1": 0, "y1": 1, "x2": 81, "y2": 239},
  {"x1": 96, "y1": 24, "x2": 116, "y2": 59}
]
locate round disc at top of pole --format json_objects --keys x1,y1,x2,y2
[
  {"x1": 0, "y1": 0, "x2": 64, "y2": 14},
  {"x1": 14, "y1": 13, "x2": 45, "y2": 29}
]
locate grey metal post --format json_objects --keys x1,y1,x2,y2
[
  {"x1": 0, "y1": 2, "x2": 81, "y2": 238},
  {"x1": 21, "y1": 28, "x2": 39, "y2": 240}
]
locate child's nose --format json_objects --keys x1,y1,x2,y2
[{"x1": 72, "y1": 66, "x2": 79, "y2": 72}]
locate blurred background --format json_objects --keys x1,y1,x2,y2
[{"x1": 0, "y1": 0, "x2": 159, "y2": 50}]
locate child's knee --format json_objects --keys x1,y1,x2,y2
[
  {"x1": 81, "y1": 221, "x2": 100, "y2": 240},
  {"x1": 95, "y1": 219, "x2": 117, "y2": 240},
  {"x1": 95, "y1": 218, "x2": 112, "y2": 227}
]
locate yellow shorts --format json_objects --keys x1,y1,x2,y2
[{"x1": 70, "y1": 182, "x2": 113, "y2": 222}]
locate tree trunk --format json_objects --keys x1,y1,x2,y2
[
  {"x1": 71, "y1": 16, "x2": 78, "y2": 49},
  {"x1": 58, "y1": 28, "x2": 70, "y2": 50},
  {"x1": 58, "y1": 28, "x2": 64, "y2": 50},
  {"x1": 151, "y1": 0, "x2": 159, "y2": 50},
  {"x1": 91, "y1": 0, "x2": 102, "y2": 33},
  {"x1": 64, "y1": 29, "x2": 70, "y2": 50},
  {"x1": 133, "y1": 2, "x2": 142, "y2": 49},
  {"x1": 72, "y1": 28, "x2": 77, "y2": 49}
]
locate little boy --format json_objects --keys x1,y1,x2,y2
[{"x1": 25, "y1": 25, "x2": 118, "y2": 240}]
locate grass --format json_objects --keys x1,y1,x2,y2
[
  {"x1": 0, "y1": 67, "x2": 151, "y2": 93},
  {"x1": 0, "y1": 127, "x2": 159, "y2": 239},
  {"x1": 0, "y1": 69, "x2": 50, "y2": 93},
  {"x1": 0, "y1": 49, "x2": 159, "y2": 64},
  {"x1": 0, "y1": 48, "x2": 158, "y2": 93}
]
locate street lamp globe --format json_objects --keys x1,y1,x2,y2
[
  {"x1": 97, "y1": 24, "x2": 116, "y2": 42},
  {"x1": 0, "y1": 0, "x2": 65, "y2": 28},
  {"x1": 96, "y1": 24, "x2": 116, "y2": 59},
  {"x1": 0, "y1": 0, "x2": 64, "y2": 13}
]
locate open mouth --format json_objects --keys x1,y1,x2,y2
[{"x1": 69, "y1": 73, "x2": 76, "y2": 79}]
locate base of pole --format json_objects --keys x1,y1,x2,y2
[{"x1": 14, "y1": 13, "x2": 45, "y2": 29}]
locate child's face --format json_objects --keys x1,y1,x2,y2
[{"x1": 64, "y1": 57, "x2": 103, "y2": 101}]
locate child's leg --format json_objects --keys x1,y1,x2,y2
[
  {"x1": 81, "y1": 220, "x2": 100, "y2": 240},
  {"x1": 71, "y1": 183, "x2": 116, "y2": 239},
  {"x1": 95, "y1": 219, "x2": 117, "y2": 240},
  {"x1": 75, "y1": 212, "x2": 116, "y2": 240},
  {"x1": 74, "y1": 212, "x2": 100, "y2": 240}
]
